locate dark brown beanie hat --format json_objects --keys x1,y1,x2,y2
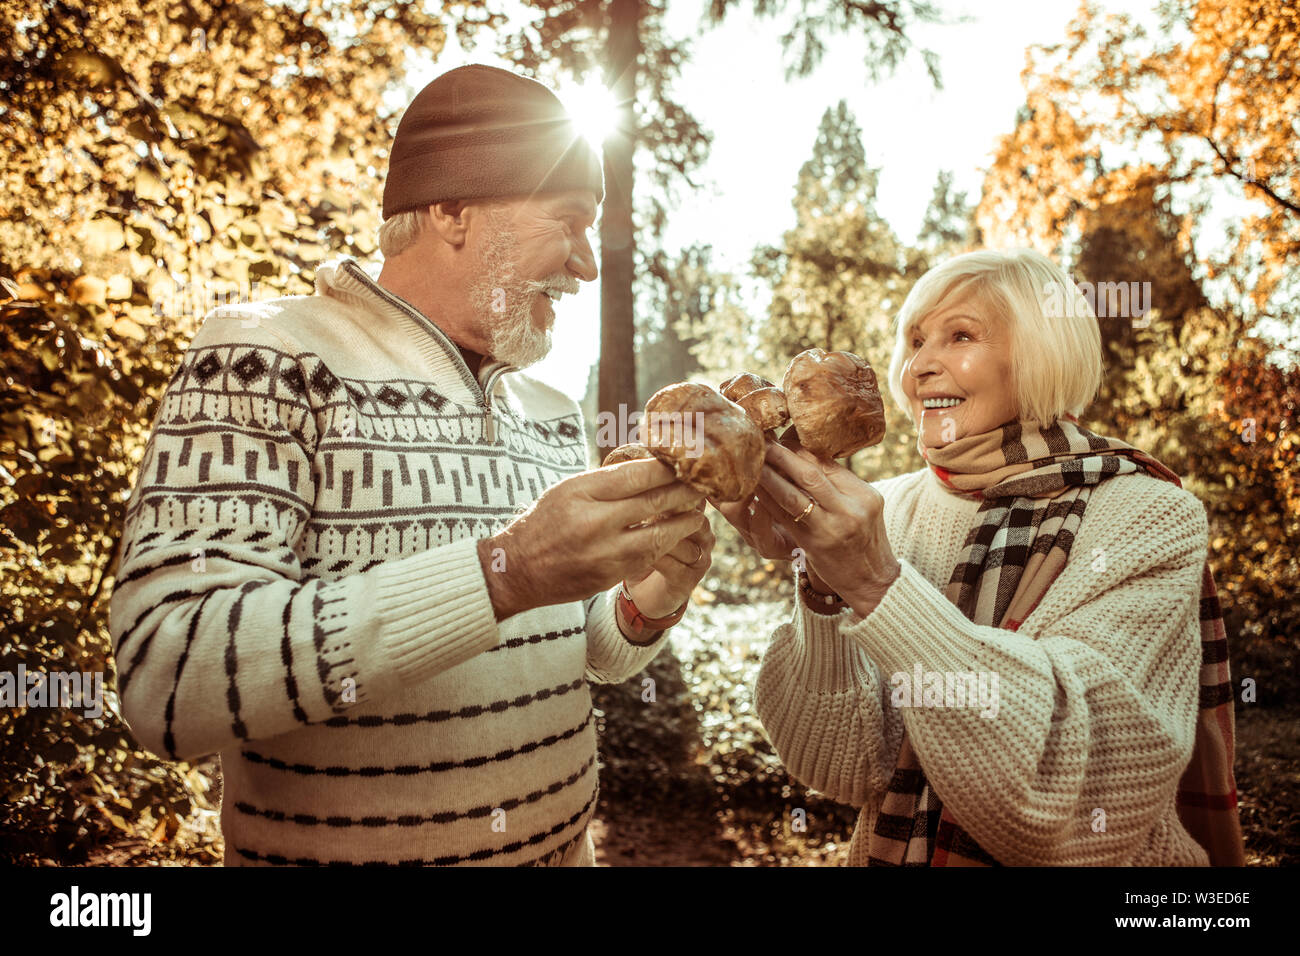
[{"x1": 382, "y1": 64, "x2": 605, "y2": 219}]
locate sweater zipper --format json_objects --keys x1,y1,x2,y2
[
  {"x1": 478, "y1": 362, "x2": 514, "y2": 444},
  {"x1": 341, "y1": 261, "x2": 517, "y2": 442}
]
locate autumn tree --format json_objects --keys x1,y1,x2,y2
[
  {"x1": 918, "y1": 169, "x2": 977, "y2": 254},
  {"x1": 635, "y1": 243, "x2": 714, "y2": 405},
  {"x1": 676, "y1": 107, "x2": 977, "y2": 603},
  {"x1": 495, "y1": 0, "x2": 947, "y2": 453},
  {"x1": 977, "y1": 0, "x2": 1298, "y2": 333},
  {"x1": 706, "y1": 0, "x2": 944, "y2": 82},
  {"x1": 488, "y1": 0, "x2": 709, "y2": 452},
  {"x1": 0, "y1": 0, "x2": 473, "y2": 862},
  {"x1": 977, "y1": 0, "x2": 1300, "y2": 682},
  {"x1": 746, "y1": 101, "x2": 928, "y2": 480}
]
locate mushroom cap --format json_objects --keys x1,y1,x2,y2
[
  {"x1": 738, "y1": 388, "x2": 790, "y2": 434},
  {"x1": 643, "y1": 382, "x2": 765, "y2": 501},
  {"x1": 601, "y1": 443, "x2": 656, "y2": 467},
  {"x1": 720, "y1": 372, "x2": 790, "y2": 434},
  {"x1": 782, "y1": 348, "x2": 887, "y2": 460},
  {"x1": 719, "y1": 372, "x2": 776, "y2": 401},
  {"x1": 601, "y1": 442, "x2": 694, "y2": 525}
]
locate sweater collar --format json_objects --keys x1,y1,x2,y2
[{"x1": 313, "y1": 256, "x2": 517, "y2": 404}]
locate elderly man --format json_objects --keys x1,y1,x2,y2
[{"x1": 109, "y1": 64, "x2": 713, "y2": 866}]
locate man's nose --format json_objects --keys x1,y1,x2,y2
[{"x1": 569, "y1": 233, "x2": 598, "y2": 283}]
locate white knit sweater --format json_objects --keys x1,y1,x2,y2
[
  {"x1": 754, "y1": 465, "x2": 1213, "y2": 866},
  {"x1": 110, "y1": 257, "x2": 668, "y2": 866}
]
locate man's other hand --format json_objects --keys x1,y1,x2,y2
[{"x1": 478, "y1": 458, "x2": 708, "y2": 620}]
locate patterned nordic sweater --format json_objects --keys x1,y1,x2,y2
[
  {"x1": 755, "y1": 466, "x2": 1213, "y2": 866},
  {"x1": 109, "y1": 257, "x2": 669, "y2": 866}
]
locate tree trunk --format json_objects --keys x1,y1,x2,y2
[{"x1": 597, "y1": 0, "x2": 640, "y2": 454}]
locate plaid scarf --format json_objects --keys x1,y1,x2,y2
[{"x1": 865, "y1": 416, "x2": 1246, "y2": 866}]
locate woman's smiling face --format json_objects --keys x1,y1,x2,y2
[{"x1": 900, "y1": 293, "x2": 1019, "y2": 448}]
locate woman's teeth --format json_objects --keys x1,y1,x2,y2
[{"x1": 922, "y1": 398, "x2": 964, "y2": 409}]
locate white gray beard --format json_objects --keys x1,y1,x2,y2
[
  {"x1": 487, "y1": 293, "x2": 551, "y2": 369},
  {"x1": 468, "y1": 213, "x2": 552, "y2": 370}
]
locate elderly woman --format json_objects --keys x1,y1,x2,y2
[{"x1": 715, "y1": 249, "x2": 1245, "y2": 866}]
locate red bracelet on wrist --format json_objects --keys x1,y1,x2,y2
[{"x1": 616, "y1": 583, "x2": 688, "y2": 644}]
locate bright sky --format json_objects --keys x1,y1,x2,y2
[{"x1": 395, "y1": 0, "x2": 1146, "y2": 400}]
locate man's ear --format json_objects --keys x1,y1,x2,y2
[{"x1": 426, "y1": 199, "x2": 470, "y2": 246}]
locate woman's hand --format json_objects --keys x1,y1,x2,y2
[
  {"x1": 712, "y1": 491, "x2": 837, "y2": 591},
  {"x1": 754, "y1": 438, "x2": 901, "y2": 617},
  {"x1": 709, "y1": 490, "x2": 800, "y2": 563}
]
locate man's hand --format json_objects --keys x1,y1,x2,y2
[
  {"x1": 623, "y1": 499, "x2": 715, "y2": 618},
  {"x1": 478, "y1": 458, "x2": 708, "y2": 620}
]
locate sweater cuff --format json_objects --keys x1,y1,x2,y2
[
  {"x1": 585, "y1": 585, "x2": 670, "y2": 682},
  {"x1": 366, "y1": 537, "x2": 501, "y2": 689},
  {"x1": 840, "y1": 557, "x2": 987, "y2": 677},
  {"x1": 789, "y1": 591, "x2": 876, "y2": 693}
]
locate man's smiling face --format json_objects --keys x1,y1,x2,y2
[{"x1": 467, "y1": 190, "x2": 599, "y2": 368}]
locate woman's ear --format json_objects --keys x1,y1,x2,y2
[{"x1": 426, "y1": 199, "x2": 470, "y2": 245}]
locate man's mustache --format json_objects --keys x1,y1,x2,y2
[{"x1": 526, "y1": 276, "x2": 580, "y2": 301}]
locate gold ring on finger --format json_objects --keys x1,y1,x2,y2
[{"x1": 792, "y1": 499, "x2": 816, "y2": 524}]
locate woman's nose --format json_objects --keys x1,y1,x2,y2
[{"x1": 908, "y1": 340, "x2": 941, "y2": 378}]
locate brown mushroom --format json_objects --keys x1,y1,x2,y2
[
  {"x1": 600, "y1": 442, "x2": 688, "y2": 526},
  {"x1": 719, "y1": 372, "x2": 790, "y2": 439},
  {"x1": 641, "y1": 382, "x2": 765, "y2": 501},
  {"x1": 782, "y1": 348, "x2": 887, "y2": 460},
  {"x1": 601, "y1": 443, "x2": 656, "y2": 467}
]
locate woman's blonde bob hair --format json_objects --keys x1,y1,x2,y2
[{"x1": 886, "y1": 248, "x2": 1104, "y2": 428}]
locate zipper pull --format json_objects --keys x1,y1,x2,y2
[
  {"x1": 483, "y1": 389, "x2": 497, "y2": 444},
  {"x1": 481, "y1": 366, "x2": 511, "y2": 445}
]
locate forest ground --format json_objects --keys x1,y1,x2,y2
[
  {"x1": 68, "y1": 598, "x2": 1298, "y2": 867},
  {"x1": 589, "y1": 699, "x2": 1299, "y2": 867},
  {"x1": 594, "y1": 598, "x2": 1299, "y2": 867}
]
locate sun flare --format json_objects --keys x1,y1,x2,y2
[{"x1": 557, "y1": 78, "x2": 621, "y2": 148}]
